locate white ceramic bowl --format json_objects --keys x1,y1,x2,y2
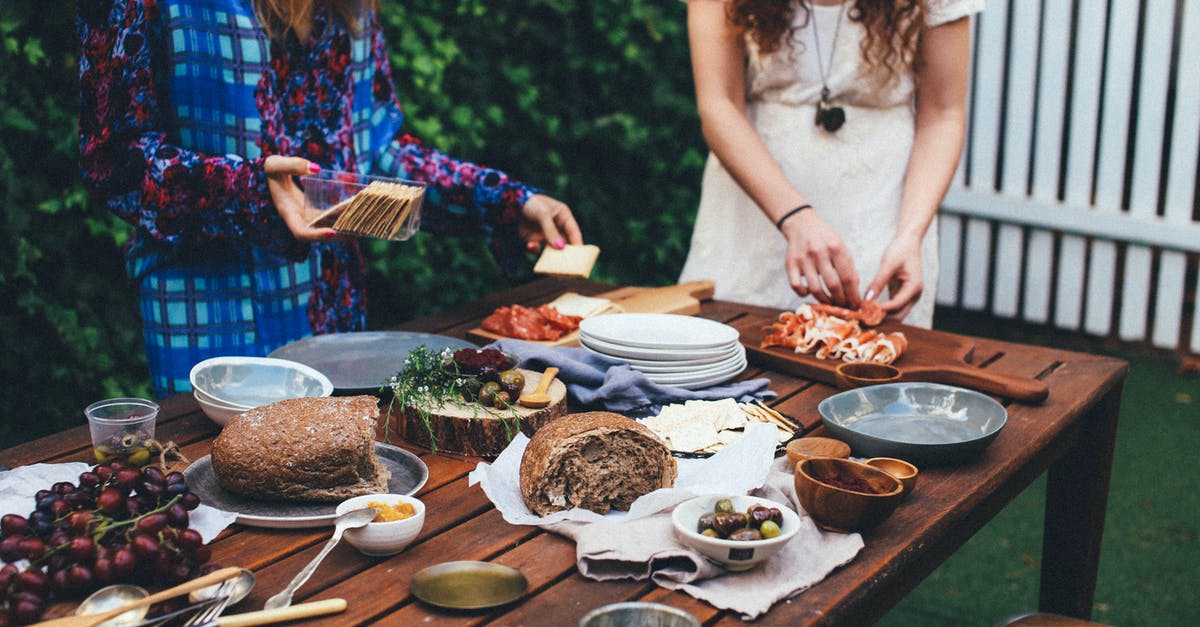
[
  {"x1": 193, "y1": 391, "x2": 248, "y2": 427},
  {"x1": 336, "y1": 494, "x2": 425, "y2": 556},
  {"x1": 671, "y1": 495, "x2": 800, "y2": 571},
  {"x1": 189, "y1": 356, "x2": 333, "y2": 409}
]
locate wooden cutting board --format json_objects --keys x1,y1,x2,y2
[
  {"x1": 735, "y1": 315, "x2": 1050, "y2": 404},
  {"x1": 466, "y1": 280, "x2": 716, "y2": 347}
]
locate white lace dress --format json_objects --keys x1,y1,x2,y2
[{"x1": 678, "y1": 0, "x2": 983, "y2": 327}]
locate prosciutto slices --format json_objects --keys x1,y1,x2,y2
[{"x1": 761, "y1": 303, "x2": 907, "y2": 365}]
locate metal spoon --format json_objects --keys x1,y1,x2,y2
[
  {"x1": 263, "y1": 507, "x2": 377, "y2": 610},
  {"x1": 189, "y1": 568, "x2": 256, "y2": 606},
  {"x1": 75, "y1": 584, "x2": 150, "y2": 626}
]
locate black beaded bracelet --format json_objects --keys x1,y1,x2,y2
[{"x1": 775, "y1": 204, "x2": 813, "y2": 231}]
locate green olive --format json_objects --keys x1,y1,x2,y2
[
  {"x1": 492, "y1": 390, "x2": 512, "y2": 409},
  {"x1": 714, "y1": 498, "x2": 735, "y2": 515},
  {"x1": 700, "y1": 529, "x2": 720, "y2": 538},
  {"x1": 119, "y1": 433, "x2": 140, "y2": 449},
  {"x1": 498, "y1": 369, "x2": 526, "y2": 399},
  {"x1": 477, "y1": 381, "x2": 502, "y2": 406},
  {"x1": 759, "y1": 520, "x2": 782, "y2": 539}
]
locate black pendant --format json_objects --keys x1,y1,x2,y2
[{"x1": 815, "y1": 98, "x2": 845, "y2": 133}]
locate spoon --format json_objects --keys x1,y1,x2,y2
[
  {"x1": 189, "y1": 567, "x2": 256, "y2": 606},
  {"x1": 39, "y1": 567, "x2": 244, "y2": 627},
  {"x1": 262, "y1": 507, "x2": 377, "y2": 610},
  {"x1": 75, "y1": 584, "x2": 149, "y2": 626},
  {"x1": 518, "y1": 367, "x2": 559, "y2": 408}
]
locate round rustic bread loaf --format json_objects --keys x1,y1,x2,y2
[
  {"x1": 519, "y1": 411, "x2": 677, "y2": 516},
  {"x1": 211, "y1": 395, "x2": 390, "y2": 502}
]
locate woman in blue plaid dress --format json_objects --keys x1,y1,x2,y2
[{"x1": 77, "y1": 0, "x2": 583, "y2": 396}]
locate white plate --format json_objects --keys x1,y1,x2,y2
[
  {"x1": 645, "y1": 356, "x2": 747, "y2": 386},
  {"x1": 581, "y1": 337, "x2": 744, "y2": 368},
  {"x1": 657, "y1": 367, "x2": 746, "y2": 390},
  {"x1": 579, "y1": 334, "x2": 740, "y2": 362},
  {"x1": 625, "y1": 351, "x2": 746, "y2": 374},
  {"x1": 579, "y1": 313, "x2": 740, "y2": 349},
  {"x1": 183, "y1": 443, "x2": 428, "y2": 528}
]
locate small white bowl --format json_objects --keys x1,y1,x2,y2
[
  {"x1": 189, "y1": 356, "x2": 333, "y2": 408},
  {"x1": 336, "y1": 494, "x2": 425, "y2": 556},
  {"x1": 671, "y1": 495, "x2": 800, "y2": 571},
  {"x1": 193, "y1": 391, "x2": 248, "y2": 427}
]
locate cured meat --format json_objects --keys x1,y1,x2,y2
[
  {"x1": 481, "y1": 304, "x2": 582, "y2": 341},
  {"x1": 760, "y1": 305, "x2": 906, "y2": 365},
  {"x1": 810, "y1": 300, "x2": 886, "y2": 326}
]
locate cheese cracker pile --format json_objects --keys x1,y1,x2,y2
[{"x1": 639, "y1": 399, "x2": 795, "y2": 454}]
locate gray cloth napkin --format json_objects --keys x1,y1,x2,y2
[
  {"x1": 488, "y1": 339, "x2": 775, "y2": 417},
  {"x1": 548, "y1": 457, "x2": 865, "y2": 620}
]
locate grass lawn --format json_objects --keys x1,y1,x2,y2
[{"x1": 876, "y1": 309, "x2": 1200, "y2": 627}]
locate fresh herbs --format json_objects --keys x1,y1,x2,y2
[{"x1": 383, "y1": 345, "x2": 523, "y2": 452}]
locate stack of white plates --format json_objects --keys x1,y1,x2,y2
[{"x1": 579, "y1": 313, "x2": 747, "y2": 389}]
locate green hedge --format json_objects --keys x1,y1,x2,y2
[{"x1": 0, "y1": 1, "x2": 704, "y2": 448}]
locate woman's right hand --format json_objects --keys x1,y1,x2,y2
[
  {"x1": 780, "y1": 209, "x2": 861, "y2": 308},
  {"x1": 264, "y1": 155, "x2": 337, "y2": 242}
]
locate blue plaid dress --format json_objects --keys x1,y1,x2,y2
[{"x1": 78, "y1": 0, "x2": 538, "y2": 396}]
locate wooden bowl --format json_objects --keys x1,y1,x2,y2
[
  {"x1": 785, "y1": 437, "x2": 851, "y2": 469},
  {"x1": 794, "y1": 457, "x2": 904, "y2": 532},
  {"x1": 834, "y1": 362, "x2": 902, "y2": 390},
  {"x1": 865, "y1": 457, "x2": 919, "y2": 497}
]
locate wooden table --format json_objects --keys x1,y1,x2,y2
[{"x1": 5, "y1": 278, "x2": 1127, "y2": 626}]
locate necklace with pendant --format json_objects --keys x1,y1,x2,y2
[{"x1": 810, "y1": 1, "x2": 847, "y2": 132}]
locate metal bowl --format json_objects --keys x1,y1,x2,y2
[{"x1": 817, "y1": 382, "x2": 1007, "y2": 465}]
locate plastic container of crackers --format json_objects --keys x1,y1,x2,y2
[{"x1": 303, "y1": 170, "x2": 426, "y2": 241}]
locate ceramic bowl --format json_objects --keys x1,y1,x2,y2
[
  {"x1": 193, "y1": 391, "x2": 248, "y2": 427},
  {"x1": 794, "y1": 457, "x2": 904, "y2": 532},
  {"x1": 865, "y1": 457, "x2": 919, "y2": 497},
  {"x1": 785, "y1": 436, "x2": 852, "y2": 469},
  {"x1": 189, "y1": 356, "x2": 333, "y2": 409},
  {"x1": 834, "y1": 362, "x2": 902, "y2": 390},
  {"x1": 336, "y1": 493, "x2": 425, "y2": 556},
  {"x1": 671, "y1": 495, "x2": 800, "y2": 571}
]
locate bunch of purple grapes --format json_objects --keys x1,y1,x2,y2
[{"x1": 0, "y1": 461, "x2": 210, "y2": 625}]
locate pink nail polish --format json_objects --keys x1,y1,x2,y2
[
  {"x1": 864, "y1": 289, "x2": 876, "y2": 302},
  {"x1": 325, "y1": 230, "x2": 338, "y2": 239},
  {"x1": 308, "y1": 163, "x2": 321, "y2": 173},
  {"x1": 553, "y1": 238, "x2": 566, "y2": 249}
]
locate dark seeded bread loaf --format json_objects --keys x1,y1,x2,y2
[
  {"x1": 211, "y1": 395, "x2": 390, "y2": 502},
  {"x1": 519, "y1": 411, "x2": 677, "y2": 516}
]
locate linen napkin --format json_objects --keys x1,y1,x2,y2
[
  {"x1": 560, "y1": 456, "x2": 864, "y2": 620},
  {"x1": 469, "y1": 429, "x2": 864, "y2": 620},
  {"x1": 487, "y1": 338, "x2": 775, "y2": 416}
]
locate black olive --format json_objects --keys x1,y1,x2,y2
[
  {"x1": 729, "y1": 528, "x2": 764, "y2": 542},
  {"x1": 712, "y1": 512, "x2": 748, "y2": 537},
  {"x1": 697, "y1": 511, "x2": 716, "y2": 533}
]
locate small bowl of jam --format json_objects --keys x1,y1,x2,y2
[{"x1": 794, "y1": 457, "x2": 904, "y2": 533}]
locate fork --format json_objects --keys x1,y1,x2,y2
[
  {"x1": 129, "y1": 597, "x2": 224, "y2": 627},
  {"x1": 180, "y1": 580, "x2": 236, "y2": 627}
]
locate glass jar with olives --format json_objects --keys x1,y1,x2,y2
[{"x1": 695, "y1": 498, "x2": 785, "y2": 541}]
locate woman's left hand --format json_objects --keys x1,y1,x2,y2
[
  {"x1": 519, "y1": 194, "x2": 583, "y2": 252},
  {"x1": 864, "y1": 235, "x2": 924, "y2": 321}
]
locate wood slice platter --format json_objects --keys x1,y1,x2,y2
[
  {"x1": 393, "y1": 369, "x2": 568, "y2": 457},
  {"x1": 734, "y1": 314, "x2": 1049, "y2": 404},
  {"x1": 466, "y1": 280, "x2": 716, "y2": 347}
]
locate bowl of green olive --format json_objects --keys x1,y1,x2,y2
[{"x1": 671, "y1": 495, "x2": 801, "y2": 571}]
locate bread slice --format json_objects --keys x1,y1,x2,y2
[
  {"x1": 211, "y1": 396, "x2": 390, "y2": 502},
  {"x1": 519, "y1": 411, "x2": 677, "y2": 516}
]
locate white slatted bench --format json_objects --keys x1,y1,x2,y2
[{"x1": 937, "y1": 0, "x2": 1200, "y2": 354}]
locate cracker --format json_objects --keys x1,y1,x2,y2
[{"x1": 533, "y1": 244, "x2": 600, "y2": 278}]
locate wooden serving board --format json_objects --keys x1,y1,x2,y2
[
  {"x1": 734, "y1": 314, "x2": 1050, "y2": 404},
  {"x1": 466, "y1": 280, "x2": 716, "y2": 347}
]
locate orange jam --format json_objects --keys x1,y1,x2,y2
[{"x1": 369, "y1": 501, "x2": 416, "y2": 522}]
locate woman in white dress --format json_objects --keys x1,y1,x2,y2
[{"x1": 678, "y1": 0, "x2": 982, "y2": 326}]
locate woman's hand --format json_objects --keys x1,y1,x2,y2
[
  {"x1": 864, "y1": 234, "x2": 924, "y2": 321},
  {"x1": 264, "y1": 155, "x2": 337, "y2": 242},
  {"x1": 519, "y1": 193, "x2": 583, "y2": 252},
  {"x1": 781, "y1": 210, "x2": 860, "y2": 308}
]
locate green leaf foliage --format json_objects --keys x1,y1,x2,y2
[{"x1": 1, "y1": 1, "x2": 703, "y2": 447}]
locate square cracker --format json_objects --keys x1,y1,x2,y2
[{"x1": 533, "y1": 244, "x2": 600, "y2": 278}]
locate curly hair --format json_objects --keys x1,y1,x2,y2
[
  {"x1": 727, "y1": 0, "x2": 924, "y2": 87},
  {"x1": 252, "y1": 0, "x2": 375, "y2": 41}
]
